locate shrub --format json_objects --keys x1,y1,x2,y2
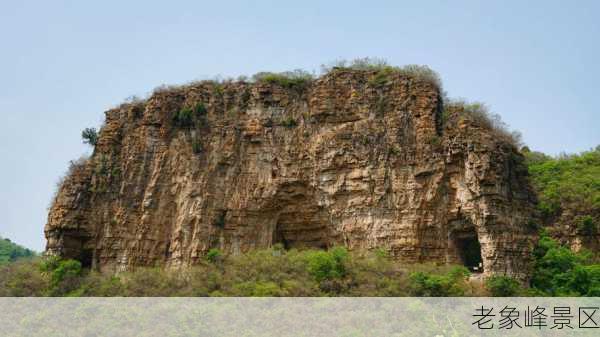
[
  {"x1": 173, "y1": 107, "x2": 194, "y2": 128},
  {"x1": 40, "y1": 257, "x2": 83, "y2": 295},
  {"x1": 409, "y1": 266, "x2": 470, "y2": 296},
  {"x1": 305, "y1": 247, "x2": 348, "y2": 282},
  {"x1": 78, "y1": 273, "x2": 124, "y2": 296},
  {"x1": 530, "y1": 231, "x2": 600, "y2": 296},
  {"x1": 252, "y1": 70, "x2": 314, "y2": 90},
  {"x1": 120, "y1": 268, "x2": 184, "y2": 296},
  {"x1": 485, "y1": 275, "x2": 522, "y2": 296},
  {"x1": 281, "y1": 117, "x2": 297, "y2": 128},
  {"x1": 0, "y1": 259, "x2": 49, "y2": 296},
  {"x1": 194, "y1": 103, "x2": 207, "y2": 116},
  {"x1": 577, "y1": 216, "x2": 597, "y2": 236},
  {"x1": 368, "y1": 66, "x2": 395, "y2": 87},
  {"x1": 206, "y1": 249, "x2": 222, "y2": 264},
  {"x1": 81, "y1": 127, "x2": 98, "y2": 146}
]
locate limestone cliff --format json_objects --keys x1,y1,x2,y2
[{"x1": 45, "y1": 68, "x2": 537, "y2": 278}]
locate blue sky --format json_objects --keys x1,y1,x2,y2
[{"x1": 1, "y1": 0, "x2": 598, "y2": 250}]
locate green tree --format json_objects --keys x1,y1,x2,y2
[
  {"x1": 81, "y1": 127, "x2": 98, "y2": 146},
  {"x1": 0, "y1": 236, "x2": 35, "y2": 264}
]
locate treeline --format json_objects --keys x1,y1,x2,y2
[
  {"x1": 0, "y1": 237, "x2": 35, "y2": 264},
  {"x1": 524, "y1": 146, "x2": 600, "y2": 231},
  {"x1": 1, "y1": 232, "x2": 598, "y2": 297}
]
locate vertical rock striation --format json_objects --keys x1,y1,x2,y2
[{"x1": 45, "y1": 69, "x2": 537, "y2": 278}]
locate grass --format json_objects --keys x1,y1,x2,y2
[
  {"x1": 443, "y1": 99, "x2": 523, "y2": 148},
  {"x1": 322, "y1": 57, "x2": 442, "y2": 89},
  {"x1": 252, "y1": 69, "x2": 314, "y2": 91}
]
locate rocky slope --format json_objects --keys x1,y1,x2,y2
[{"x1": 45, "y1": 68, "x2": 537, "y2": 278}]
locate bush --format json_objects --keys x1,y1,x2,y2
[
  {"x1": 0, "y1": 259, "x2": 49, "y2": 296},
  {"x1": 485, "y1": 275, "x2": 522, "y2": 296},
  {"x1": 305, "y1": 247, "x2": 348, "y2": 282},
  {"x1": 252, "y1": 70, "x2": 314, "y2": 90},
  {"x1": 120, "y1": 268, "x2": 185, "y2": 296},
  {"x1": 409, "y1": 266, "x2": 470, "y2": 296},
  {"x1": 40, "y1": 257, "x2": 83, "y2": 295},
  {"x1": 577, "y1": 216, "x2": 597, "y2": 236},
  {"x1": 281, "y1": 117, "x2": 297, "y2": 128},
  {"x1": 194, "y1": 103, "x2": 207, "y2": 116},
  {"x1": 206, "y1": 249, "x2": 222, "y2": 264},
  {"x1": 81, "y1": 127, "x2": 98, "y2": 146},
  {"x1": 321, "y1": 58, "x2": 442, "y2": 89},
  {"x1": 173, "y1": 107, "x2": 194, "y2": 128}
]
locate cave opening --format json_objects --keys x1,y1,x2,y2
[
  {"x1": 273, "y1": 220, "x2": 329, "y2": 250},
  {"x1": 269, "y1": 183, "x2": 331, "y2": 250},
  {"x1": 451, "y1": 230, "x2": 483, "y2": 273},
  {"x1": 78, "y1": 248, "x2": 94, "y2": 268}
]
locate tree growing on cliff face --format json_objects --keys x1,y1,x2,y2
[{"x1": 81, "y1": 127, "x2": 98, "y2": 147}]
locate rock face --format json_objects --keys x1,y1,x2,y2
[{"x1": 45, "y1": 69, "x2": 537, "y2": 278}]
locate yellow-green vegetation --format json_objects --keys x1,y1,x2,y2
[
  {"x1": 443, "y1": 100, "x2": 523, "y2": 148},
  {"x1": 1, "y1": 247, "x2": 483, "y2": 297},
  {"x1": 322, "y1": 57, "x2": 441, "y2": 89},
  {"x1": 252, "y1": 69, "x2": 314, "y2": 91},
  {"x1": 524, "y1": 146, "x2": 600, "y2": 223},
  {"x1": 2, "y1": 236, "x2": 598, "y2": 296}
]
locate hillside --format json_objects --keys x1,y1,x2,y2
[
  {"x1": 524, "y1": 146, "x2": 600, "y2": 250},
  {"x1": 0, "y1": 237, "x2": 35, "y2": 264}
]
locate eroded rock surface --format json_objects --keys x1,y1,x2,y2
[{"x1": 45, "y1": 69, "x2": 537, "y2": 277}]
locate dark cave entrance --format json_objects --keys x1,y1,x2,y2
[
  {"x1": 273, "y1": 221, "x2": 329, "y2": 250},
  {"x1": 269, "y1": 183, "x2": 331, "y2": 250},
  {"x1": 451, "y1": 230, "x2": 483, "y2": 273},
  {"x1": 78, "y1": 248, "x2": 94, "y2": 268}
]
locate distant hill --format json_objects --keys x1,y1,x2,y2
[
  {"x1": 0, "y1": 236, "x2": 36, "y2": 264},
  {"x1": 524, "y1": 146, "x2": 599, "y2": 251}
]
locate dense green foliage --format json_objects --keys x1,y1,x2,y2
[
  {"x1": 530, "y1": 230, "x2": 600, "y2": 296},
  {"x1": 485, "y1": 275, "x2": 522, "y2": 296},
  {"x1": 484, "y1": 231, "x2": 600, "y2": 297},
  {"x1": 409, "y1": 266, "x2": 470, "y2": 296},
  {"x1": 525, "y1": 146, "x2": 600, "y2": 220},
  {"x1": 0, "y1": 237, "x2": 35, "y2": 264}
]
